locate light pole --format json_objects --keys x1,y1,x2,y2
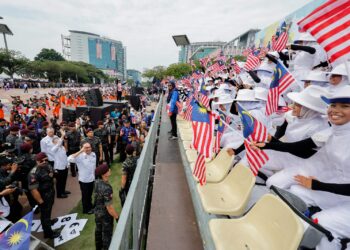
[{"x1": 0, "y1": 17, "x2": 13, "y2": 53}]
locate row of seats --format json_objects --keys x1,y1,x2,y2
[{"x1": 177, "y1": 117, "x2": 305, "y2": 250}]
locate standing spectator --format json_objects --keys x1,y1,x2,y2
[
  {"x1": 40, "y1": 127, "x2": 56, "y2": 167},
  {"x1": 104, "y1": 118, "x2": 117, "y2": 163},
  {"x1": 24, "y1": 83, "x2": 28, "y2": 93},
  {"x1": 167, "y1": 82, "x2": 179, "y2": 140},
  {"x1": 68, "y1": 142, "x2": 96, "y2": 214},
  {"x1": 6, "y1": 126, "x2": 19, "y2": 146},
  {"x1": 119, "y1": 120, "x2": 136, "y2": 162},
  {"x1": 94, "y1": 121, "x2": 110, "y2": 165},
  {"x1": 51, "y1": 135, "x2": 69, "y2": 198},
  {"x1": 28, "y1": 152, "x2": 59, "y2": 239},
  {"x1": 117, "y1": 81, "x2": 123, "y2": 101},
  {"x1": 81, "y1": 128, "x2": 103, "y2": 166},
  {"x1": 94, "y1": 164, "x2": 119, "y2": 250},
  {"x1": 65, "y1": 122, "x2": 81, "y2": 177},
  {"x1": 120, "y1": 145, "x2": 138, "y2": 206}
]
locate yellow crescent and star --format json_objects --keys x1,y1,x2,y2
[{"x1": 5, "y1": 218, "x2": 29, "y2": 246}]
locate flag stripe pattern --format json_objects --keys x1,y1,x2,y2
[
  {"x1": 243, "y1": 54, "x2": 260, "y2": 71},
  {"x1": 193, "y1": 153, "x2": 206, "y2": 185},
  {"x1": 238, "y1": 104, "x2": 269, "y2": 175},
  {"x1": 297, "y1": 0, "x2": 350, "y2": 65},
  {"x1": 272, "y1": 31, "x2": 288, "y2": 52}
]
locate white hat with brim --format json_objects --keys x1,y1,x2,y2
[
  {"x1": 267, "y1": 51, "x2": 279, "y2": 58},
  {"x1": 287, "y1": 85, "x2": 328, "y2": 114},
  {"x1": 301, "y1": 71, "x2": 328, "y2": 82},
  {"x1": 255, "y1": 87, "x2": 286, "y2": 106},
  {"x1": 234, "y1": 89, "x2": 259, "y2": 102},
  {"x1": 326, "y1": 63, "x2": 348, "y2": 77},
  {"x1": 294, "y1": 32, "x2": 316, "y2": 43},
  {"x1": 321, "y1": 85, "x2": 350, "y2": 104},
  {"x1": 213, "y1": 94, "x2": 235, "y2": 105}
]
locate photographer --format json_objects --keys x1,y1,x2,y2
[{"x1": 0, "y1": 156, "x2": 22, "y2": 222}]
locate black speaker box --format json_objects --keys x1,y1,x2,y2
[
  {"x1": 84, "y1": 89, "x2": 103, "y2": 107},
  {"x1": 76, "y1": 104, "x2": 114, "y2": 124},
  {"x1": 131, "y1": 87, "x2": 144, "y2": 96},
  {"x1": 62, "y1": 107, "x2": 77, "y2": 122}
]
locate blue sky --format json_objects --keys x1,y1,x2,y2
[{"x1": 1, "y1": 0, "x2": 311, "y2": 71}]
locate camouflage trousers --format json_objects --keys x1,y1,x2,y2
[{"x1": 95, "y1": 212, "x2": 114, "y2": 250}]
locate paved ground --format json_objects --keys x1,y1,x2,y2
[{"x1": 147, "y1": 100, "x2": 203, "y2": 250}]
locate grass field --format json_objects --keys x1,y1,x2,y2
[{"x1": 57, "y1": 158, "x2": 123, "y2": 250}]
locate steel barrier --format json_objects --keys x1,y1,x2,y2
[{"x1": 109, "y1": 95, "x2": 162, "y2": 250}]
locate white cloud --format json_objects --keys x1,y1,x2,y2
[{"x1": 1, "y1": 0, "x2": 311, "y2": 71}]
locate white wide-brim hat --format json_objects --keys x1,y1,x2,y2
[
  {"x1": 294, "y1": 32, "x2": 316, "y2": 43},
  {"x1": 253, "y1": 62, "x2": 274, "y2": 73},
  {"x1": 287, "y1": 85, "x2": 328, "y2": 114},
  {"x1": 301, "y1": 71, "x2": 328, "y2": 82},
  {"x1": 255, "y1": 87, "x2": 286, "y2": 106},
  {"x1": 234, "y1": 89, "x2": 259, "y2": 102},
  {"x1": 326, "y1": 63, "x2": 348, "y2": 77},
  {"x1": 321, "y1": 85, "x2": 350, "y2": 104},
  {"x1": 213, "y1": 94, "x2": 235, "y2": 105}
]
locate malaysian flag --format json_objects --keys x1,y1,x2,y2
[
  {"x1": 230, "y1": 58, "x2": 242, "y2": 74},
  {"x1": 182, "y1": 76, "x2": 192, "y2": 88},
  {"x1": 297, "y1": 0, "x2": 350, "y2": 66},
  {"x1": 199, "y1": 57, "x2": 210, "y2": 69},
  {"x1": 199, "y1": 79, "x2": 210, "y2": 109},
  {"x1": 193, "y1": 153, "x2": 206, "y2": 185},
  {"x1": 191, "y1": 101, "x2": 215, "y2": 159},
  {"x1": 184, "y1": 96, "x2": 194, "y2": 121},
  {"x1": 242, "y1": 48, "x2": 253, "y2": 57},
  {"x1": 214, "y1": 110, "x2": 227, "y2": 153},
  {"x1": 192, "y1": 70, "x2": 203, "y2": 80},
  {"x1": 237, "y1": 104, "x2": 269, "y2": 176},
  {"x1": 209, "y1": 60, "x2": 226, "y2": 74},
  {"x1": 265, "y1": 61, "x2": 296, "y2": 116},
  {"x1": 244, "y1": 54, "x2": 261, "y2": 71},
  {"x1": 272, "y1": 22, "x2": 289, "y2": 52}
]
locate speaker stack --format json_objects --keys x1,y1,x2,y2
[{"x1": 84, "y1": 89, "x2": 103, "y2": 107}]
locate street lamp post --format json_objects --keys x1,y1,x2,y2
[{"x1": 0, "y1": 17, "x2": 13, "y2": 53}]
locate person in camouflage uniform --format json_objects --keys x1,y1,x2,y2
[
  {"x1": 65, "y1": 122, "x2": 81, "y2": 177},
  {"x1": 94, "y1": 121, "x2": 110, "y2": 165},
  {"x1": 6, "y1": 126, "x2": 19, "y2": 146},
  {"x1": 81, "y1": 128, "x2": 103, "y2": 166},
  {"x1": 28, "y1": 152, "x2": 59, "y2": 239},
  {"x1": 94, "y1": 164, "x2": 119, "y2": 250},
  {"x1": 120, "y1": 145, "x2": 138, "y2": 206}
]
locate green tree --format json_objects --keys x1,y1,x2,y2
[
  {"x1": 165, "y1": 63, "x2": 192, "y2": 79},
  {"x1": 142, "y1": 66, "x2": 167, "y2": 81},
  {"x1": 233, "y1": 55, "x2": 246, "y2": 62},
  {"x1": 34, "y1": 48, "x2": 65, "y2": 61},
  {"x1": 0, "y1": 49, "x2": 29, "y2": 78}
]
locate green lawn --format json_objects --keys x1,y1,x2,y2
[{"x1": 57, "y1": 158, "x2": 123, "y2": 250}]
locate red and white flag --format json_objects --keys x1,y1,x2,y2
[
  {"x1": 243, "y1": 54, "x2": 261, "y2": 71},
  {"x1": 297, "y1": 0, "x2": 350, "y2": 66},
  {"x1": 193, "y1": 153, "x2": 206, "y2": 185}
]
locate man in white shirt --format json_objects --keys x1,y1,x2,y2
[
  {"x1": 68, "y1": 142, "x2": 96, "y2": 214},
  {"x1": 51, "y1": 135, "x2": 70, "y2": 198},
  {"x1": 40, "y1": 128, "x2": 56, "y2": 167}
]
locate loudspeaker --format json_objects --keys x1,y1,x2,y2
[
  {"x1": 129, "y1": 96, "x2": 141, "y2": 111},
  {"x1": 76, "y1": 104, "x2": 114, "y2": 124},
  {"x1": 131, "y1": 87, "x2": 144, "y2": 96},
  {"x1": 84, "y1": 89, "x2": 103, "y2": 107},
  {"x1": 62, "y1": 107, "x2": 76, "y2": 122}
]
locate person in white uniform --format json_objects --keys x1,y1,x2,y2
[
  {"x1": 40, "y1": 127, "x2": 56, "y2": 167},
  {"x1": 68, "y1": 142, "x2": 96, "y2": 214},
  {"x1": 51, "y1": 134, "x2": 69, "y2": 198},
  {"x1": 326, "y1": 63, "x2": 349, "y2": 93}
]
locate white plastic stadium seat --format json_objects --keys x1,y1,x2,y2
[
  {"x1": 209, "y1": 194, "x2": 304, "y2": 250},
  {"x1": 180, "y1": 132, "x2": 193, "y2": 141},
  {"x1": 197, "y1": 163, "x2": 255, "y2": 216},
  {"x1": 185, "y1": 149, "x2": 197, "y2": 163},
  {"x1": 206, "y1": 149, "x2": 235, "y2": 183}
]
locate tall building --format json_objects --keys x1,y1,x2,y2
[{"x1": 61, "y1": 30, "x2": 127, "y2": 79}]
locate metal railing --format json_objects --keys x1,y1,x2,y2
[{"x1": 109, "y1": 95, "x2": 162, "y2": 250}]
